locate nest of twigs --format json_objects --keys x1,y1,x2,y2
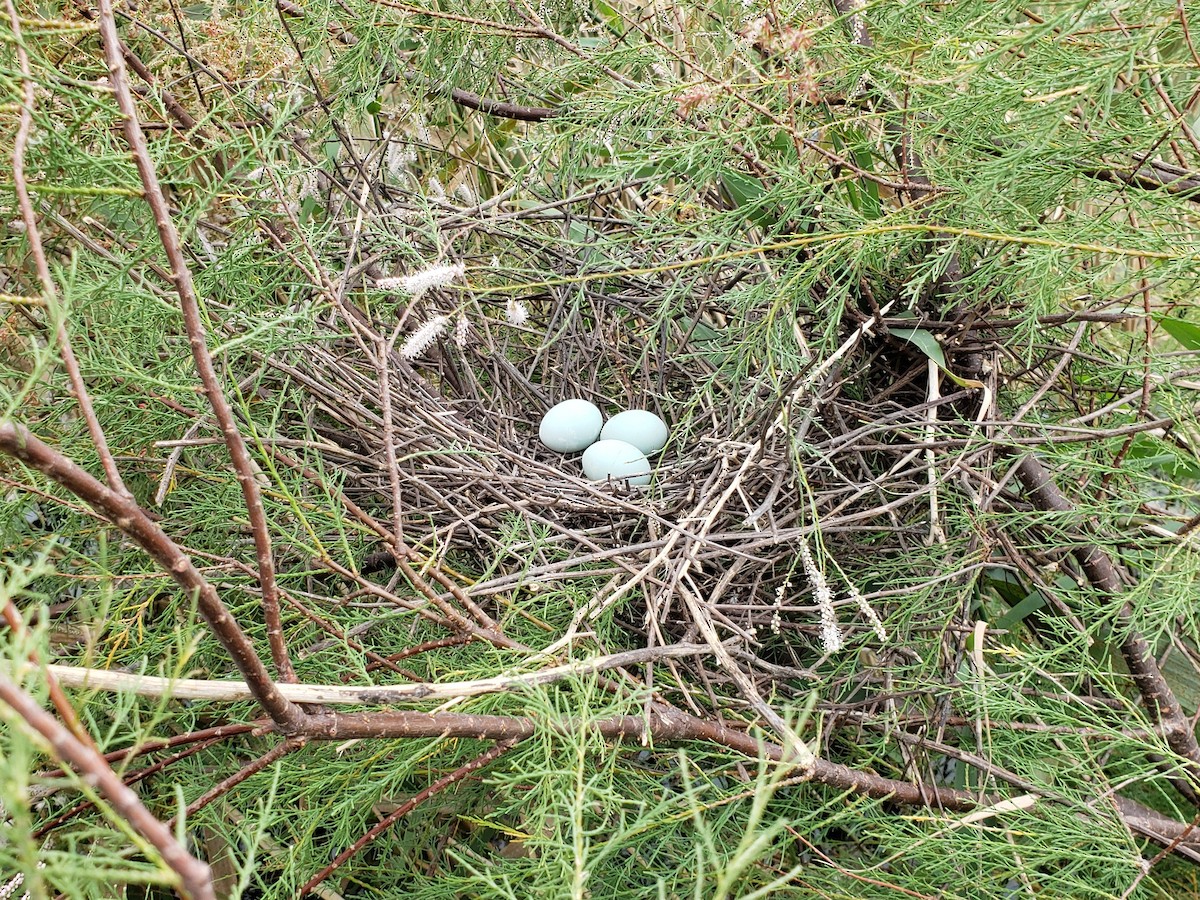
[{"x1": 267, "y1": 249, "x2": 988, "y2": 702}]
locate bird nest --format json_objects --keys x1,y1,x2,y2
[{"x1": 266, "y1": 260, "x2": 970, "y2": 702}]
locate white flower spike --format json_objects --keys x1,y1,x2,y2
[
  {"x1": 377, "y1": 263, "x2": 464, "y2": 301},
  {"x1": 800, "y1": 542, "x2": 842, "y2": 653},
  {"x1": 505, "y1": 298, "x2": 529, "y2": 327},
  {"x1": 400, "y1": 315, "x2": 450, "y2": 360}
]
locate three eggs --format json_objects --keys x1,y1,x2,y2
[{"x1": 539, "y1": 400, "x2": 668, "y2": 486}]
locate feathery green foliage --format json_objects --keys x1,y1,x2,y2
[{"x1": 4, "y1": 0, "x2": 1200, "y2": 897}]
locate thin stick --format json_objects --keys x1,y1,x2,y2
[
  {"x1": 34, "y1": 737, "x2": 226, "y2": 840},
  {"x1": 297, "y1": 740, "x2": 514, "y2": 898},
  {"x1": 5, "y1": 0, "x2": 129, "y2": 499},
  {"x1": 46, "y1": 643, "x2": 717, "y2": 704},
  {"x1": 94, "y1": 0, "x2": 296, "y2": 684},
  {"x1": 0, "y1": 673, "x2": 215, "y2": 900},
  {"x1": 1015, "y1": 455, "x2": 1200, "y2": 790},
  {"x1": 174, "y1": 737, "x2": 307, "y2": 824}
]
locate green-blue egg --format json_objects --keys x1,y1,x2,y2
[
  {"x1": 582, "y1": 439, "x2": 652, "y2": 486},
  {"x1": 600, "y1": 410, "x2": 669, "y2": 455},
  {"x1": 539, "y1": 399, "x2": 603, "y2": 452}
]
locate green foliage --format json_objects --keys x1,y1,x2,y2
[{"x1": 5, "y1": 0, "x2": 1200, "y2": 897}]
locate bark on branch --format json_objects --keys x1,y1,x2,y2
[
  {"x1": 1015, "y1": 455, "x2": 1200, "y2": 784},
  {"x1": 0, "y1": 420, "x2": 304, "y2": 730},
  {"x1": 0, "y1": 673, "x2": 215, "y2": 900}
]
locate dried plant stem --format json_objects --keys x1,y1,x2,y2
[
  {"x1": 46, "y1": 644, "x2": 717, "y2": 704},
  {"x1": 377, "y1": 330, "x2": 406, "y2": 547},
  {"x1": 0, "y1": 673, "x2": 215, "y2": 900},
  {"x1": 924, "y1": 359, "x2": 945, "y2": 546},
  {"x1": 94, "y1": 0, "x2": 295, "y2": 684}
]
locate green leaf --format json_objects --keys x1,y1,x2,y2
[
  {"x1": 720, "y1": 170, "x2": 777, "y2": 228},
  {"x1": 681, "y1": 315, "x2": 723, "y2": 342},
  {"x1": 1156, "y1": 315, "x2": 1200, "y2": 350},
  {"x1": 996, "y1": 589, "x2": 1047, "y2": 632},
  {"x1": 1125, "y1": 433, "x2": 1200, "y2": 480},
  {"x1": 982, "y1": 567, "x2": 1027, "y2": 605},
  {"x1": 1162, "y1": 645, "x2": 1200, "y2": 714},
  {"x1": 592, "y1": 0, "x2": 624, "y2": 33},
  {"x1": 890, "y1": 327, "x2": 947, "y2": 368}
]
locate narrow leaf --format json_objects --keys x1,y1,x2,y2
[
  {"x1": 1157, "y1": 315, "x2": 1200, "y2": 350},
  {"x1": 891, "y1": 327, "x2": 947, "y2": 368}
]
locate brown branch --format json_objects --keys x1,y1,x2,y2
[
  {"x1": 90, "y1": 722, "x2": 261, "y2": 770},
  {"x1": 0, "y1": 419, "x2": 305, "y2": 730},
  {"x1": 358, "y1": 634, "x2": 473, "y2": 676},
  {"x1": 291, "y1": 706, "x2": 964, "y2": 806},
  {"x1": 435, "y1": 78, "x2": 557, "y2": 122},
  {"x1": 1086, "y1": 162, "x2": 1200, "y2": 198},
  {"x1": 1014, "y1": 455, "x2": 1200, "y2": 787},
  {"x1": 173, "y1": 737, "x2": 307, "y2": 825},
  {"x1": 0, "y1": 673, "x2": 215, "y2": 900},
  {"x1": 71, "y1": 3, "x2": 211, "y2": 140},
  {"x1": 123, "y1": 42, "x2": 207, "y2": 140},
  {"x1": 94, "y1": 0, "x2": 296, "y2": 685},
  {"x1": 5, "y1": 0, "x2": 129, "y2": 500},
  {"x1": 247, "y1": 705, "x2": 1200, "y2": 858},
  {"x1": 33, "y1": 683, "x2": 1200, "y2": 863},
  {"x1": 297, "y1": 740, "x2": 514, "y2": 898}
]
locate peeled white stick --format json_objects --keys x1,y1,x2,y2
[{"x1": 43, "y1": 644, "x2": 713, "y2": 705}]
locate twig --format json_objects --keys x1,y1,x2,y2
[
  {"x1": 0, "y1": 672, "x2": 215, "y2": 900},
  {"x1": 95, "y1": 0, "x2": 296, "y2": 684},
  {"x1": 34, "y1": 736, "x2": 227, "y2": 840},
  {"x1": 45, "y1": 643, "x2": 719, "y2": 704},
  {"x1": 297, "y1": 740, "x2": 514, "y2": 897},
  {"x1": 173, "y1": 737, "x2": 307, "y2": 824},
  {"x1": 1014, "y1": 455, "x2": 1200, "y2": 794},
  {"x1": 1120, "y1": 810, "x2": 1200, "y2": 898},
  {"x1": 5, "y1": 0, "x2": 129, "y2": 500}
]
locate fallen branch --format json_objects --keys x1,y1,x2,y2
[{"x1": 46, "y1": 643, "x2": 718, "y2": 704}]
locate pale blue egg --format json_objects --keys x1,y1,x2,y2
[
  {"x1": 582, "y1": 439, "x2": 652, "y2": 486},
  {"x1": 600, "y1": 410, "x2": 669, "y2": 455},
  {"x1": 539, "y1": 399, "x2": 603, "y2": 452}
]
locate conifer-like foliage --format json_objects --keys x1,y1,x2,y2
[{"x1": 4, "y1": 0, "x2": 1200, "y2": 897}]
